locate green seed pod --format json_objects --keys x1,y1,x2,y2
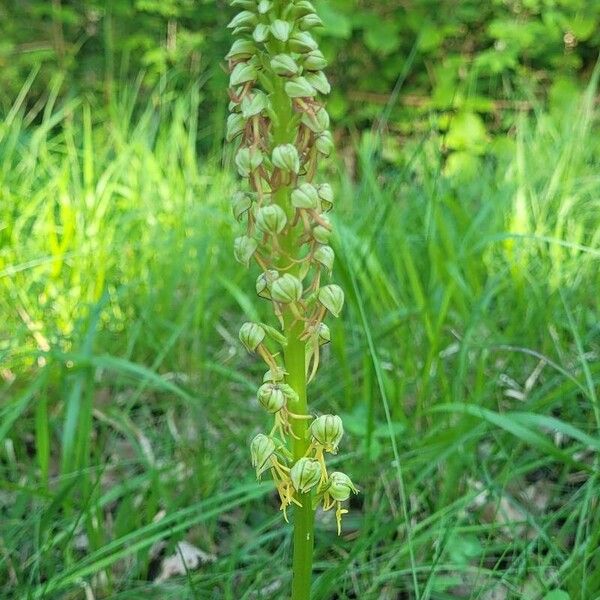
[
  {"x1": 227, "y1": 11, "x2": 257, "y2": 30},
  {"x1": 250, "y1": 433, "x2": 276, "y2": 478},
  {"x1": 255, "y1": 205, "x2": 287, "y2": 235},
  {"x1": 317, "y1": 322, "x2": 330, "y2": 345},
  {"x1": 298, "y1": 13, "x2": 323, "y2": 30},
  {"x1": 241, "y1": 90, "x2": 269, "y2": 118},
  {"x1": 271, "y1": 19, "x2": 292, "y2": 42},
  {"x1": 289, "y1": 31, "x2": 318, "y2": 53},
  {"x1": 257, "y1": 0, "x2": 272, "y2": 14},
  {"x1": 301, "y1": 106, "x2": 330, "y2": 134},
  {"x1": 291, "y1": 183, "x2": 319, "y2": 209},
  {"x1": 270, "y1": 273, "x2": 303, "y2": 304},
  {"x1": 290, "y1": 458, "x2": 321, "y2": 493},
  {"x1": 256, "y1": 269, "x2": 279, "y2": 299},
  {"x1": 313, "y1": 245, "x2": 334, "y2": 272},
  {"x1": 302, "y1": 49, "x2": 328, "y2": 71},
  {"x1": 234, "y1": 234, "x2": 258, "y2": 266},
  {"x1": 285, "y1": 77, "x2": 317, "y2": 98},
  {"x1": 226, "y1": 112, "x2": 245, "y2": 142},
  {"x1": 253, "y1": 23, "x2": 270, "y2": 43},
  {"x1": 231, "y1": 0, "x2": 255, "y2": 7},
  {"x1": 317, "y1": 183, "x2": 334, "y2": 211},
  {"x1": 232, "y1": 191, "x2": 253, "y2": 221},
  {"x1": 226, "y1": 38, "x2": 256, "y2": 61},
  {"x1": 316, "y1": 131, "x2": 334, "y2": 156},
  {"x1": 239, "y1": 322, "x2": 266, "y2": 353},
  {"x1": 318, "y1": 284, "x2": 344, "y2": 317},
  {"x1": 310, "y1": 414, "x2": 343, "y2": 452},
  {"x1": 272, "y1": 144, "x2": 300, "y2": 174},
  {"x1": 230, "y1": 61, "x2": 258, "y2": 87},
  {"x1": 235, "y1": 146, "x2": 263, "y2": 177},
  {"x1": 305, "y1": 71, "x2": 330, "y2": 95},
  {"x1": 312, "y1": 224, "x2": 331, "y2": 244},
  {"x1": 327, "y1": 471, "x2": 358, "y2": 501},
  {"x1": 270, "y1": 54, "x2": 300, "y2": 77}
]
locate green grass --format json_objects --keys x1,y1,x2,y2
[{"x1": 1, "y1": 73, "x2": 599, "y2": 599}]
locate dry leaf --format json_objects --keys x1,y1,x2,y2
[{"x1": 154, "y1": 541, "x2": 216, "y2": 583}]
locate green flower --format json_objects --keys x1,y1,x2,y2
[
  {"x1": 233, "y1": 235, "x2": 258, "y2": 266},
  {"x1": 310, "y1": 414, "x2": 343, "y2": 453},
  {"x1": 270, "y1": 274, "x2": 303, "y2": 304},
  {"x1": 239, "y1": 322, "x2": 266, "y2": 352},
  {"x1": 318, "y1": 284, "x2": 344, "y2": 317},
  {"x1": 272, "y1": 144, "x2": 300, "y2": 173},
  {"x1": 290, "y1": 458, "x2": 321, "y2": 493},
  {"x1": 250, "y1": 434, "x2": 276, "y2": 478},
  {"x1": 327, "y1": 471, "x2": 358, "y2": 501}
]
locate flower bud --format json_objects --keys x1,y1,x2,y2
[
  {"x1": 271, "y1": 19, "x2": 292, "y2": 42},
  {"x1": 298, "y1": 13, "x2": 323, "y2": 30},
  {"x1": 232, "y1": 191, "x2": 253, "y2": 221},
  {"x1": 301, "y1": 106, "x2": 330, "y2": 134},
  {"x1": 235, "y1": 146, "x2": 263, "y2": 177},
  {"x1": 317, "y1": 183, "x2": 334, "y2": 211},
  {"x1": 257, "y1": 0, "x2": 271, "y2": 13},
  {"x1": 271, "y1": 54, "x2": 300, "y2": 77},
  {"x1": 257, "y1": 382, "x2": 298, "y2": 413},
  {"x1": 257, "y1": 382, "x2": 286, "y2": 412},
  {"x1": 327, "y1": 471, "x2": 358, "y2": 501},
  {"x1": 227, "y1": 11, "x2": 257, "y2": 30},
  {"x1": 317, "y1": 322, "x2": 330, "y2": 345},
  {"x1": 226, "y1": 112, "x2": 245, "y2": 142},
  {"x1": 250, "y1": 433, "x2": 276, "y2": 478},
  {"x1": 272, "y1": 144, "x2": 300, "y2": 174},
  {"x1": 289, "y1": 31, "x2": 318, "y2": 53},
  {"x1": 291, "y1": 183, "x2": 319, "y2": 209},
  {"x1": 285, "y1": 77, "x2": 317, "y2": 98},
  {"x1": 225, "y1": 39, "x2": 256, "y2": 61},
  {"x1": 234, "y1": 235, "x2": 258, "y2": 266},
  {"x1": 318, "y1": 284, "x2": 344, "y2": 317},
  {"x1": 294, "y1": 0, "x2": 317, "y2": 17},
  {"x1": 253, "y1": 23, "x2": 270, "y2": 43},
  {"x1": 302, "y1": 49, "x2": 327, "y2": 71},
  {"x1": 310, "y1": 414, "x2": 344, "y2": 452},
  {"x1": 270, "y1": 273, "x2": 303, "y2": 304},
  {"x1": 241, "y1": 90, "x2": 268, "y2": 118},
  {"x1": 305, "y1": 71, "x2": 330, "y2": 95},
  {"x1": 312, "y1": 224, "x2": 331, "y2": 244},
  {"x1": 313, "y1": 245, "x2": 334, "y2": 272},
  {"x1": 290, "y1": 458, "x2": 321, "y2": 493},
  {"x1": 230, "y1": 61, "x2": 258, "y2": 87},
  {"x1": 316, "y1": 131, "x2": 334, "y2": 156},
  {"x1": 256, "y1": 269, "x2": 279, "y2": 299},
  {"x1": 255, "y1": 204, "x2": 287, "y2": 235},
  {"x1": 239, "y1": 322, "x2": 266, "y2": 352}
]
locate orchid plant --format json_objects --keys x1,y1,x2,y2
[{"x1": 225, "y1": 1, "x2": 357, "y2": 596}]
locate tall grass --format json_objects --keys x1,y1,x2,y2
[{"x1": 1, "y1": 74, "x2": 599, "y2": 598}]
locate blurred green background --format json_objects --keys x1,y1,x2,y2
[{"x1": 1, "y1": 1, "x2": 599, "y2": 599}]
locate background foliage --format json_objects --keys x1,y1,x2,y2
[
  {"x1": 2, "y1": 0, "x2": 599, "y2": 136},
  {"x1": 1, "y1": 1, "x2": 599, "y2": 599}
]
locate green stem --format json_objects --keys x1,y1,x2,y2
[
  {"x1": 270, "y1": 65, "x2": 315, "y2": 599},
  {"x1": 285, "y1": 318, "x2": 314, "y2": 600}
]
